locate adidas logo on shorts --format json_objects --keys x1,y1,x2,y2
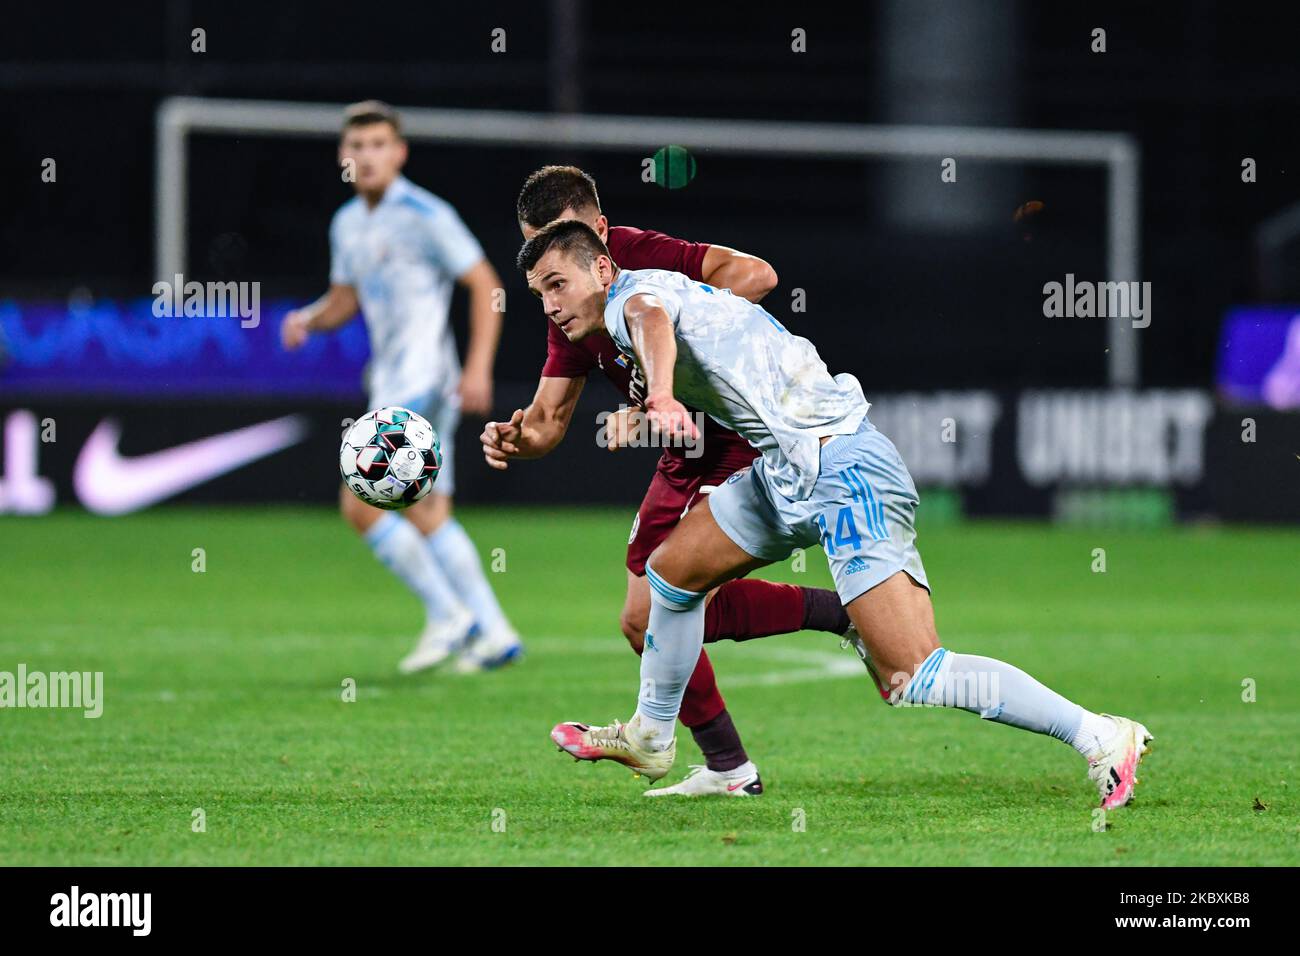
[{"x1": 844, "y1": 556, "x2": 870, "y2": 575}]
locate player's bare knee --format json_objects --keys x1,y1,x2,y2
[
  {"x1": 406, "y1": 493, "x2": 451, "y2": 536},
  {"x1": 339, "y1": 488, "x2": 373, "y2": 533},
  {"x1": 645, "y1": 545, "x2": 706, "y2": 595},
  {"x1": 427, "y1": 493, "x2": 452, "y2": 526},
  {"x1": 644, "y1": 543, "x2": 673, "y2": 581}
]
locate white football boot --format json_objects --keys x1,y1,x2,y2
[
  {"x1": 397, "y1": 606, "x2": 476, "y2": 674},
  {"x1": 453, "y1": 626, "x2": 524, "y2": 673},
  {"x1": 1086, "y1": 714, "x2": 1155, "y2": 810},
  {"x1": 643, "y1": 761, "x2": 764, "y2": 797},
  {"x1": 550, "y1": 713, "x2": 676, "y2": 782}
]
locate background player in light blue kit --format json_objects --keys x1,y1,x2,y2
[
  {"x1": 281, "y1": 100, "x2": 520, "y2": 674},
  {"x1": 520, "y1": 220, "x2": 1153, "y2": 811}
]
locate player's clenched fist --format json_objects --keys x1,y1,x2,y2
[
  {"x1": 603, "y1": 406, "x2": 637, "y2": 451},
  {"x1": 280, "y1": 309, "x2": 312, "y2": 350},
  {"x1": 644, "y1": 394, "x2": 700, "y2": 442},
  {"x1": 481, "y1": 408, "x2": 525, "y2": 470}
]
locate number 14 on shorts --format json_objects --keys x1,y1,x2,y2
[{"x1": 817, "y1": 486, "x2": 889, "y2": 556}]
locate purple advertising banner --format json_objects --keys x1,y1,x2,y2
[
  {"x1": 1216, "y1": 306, "x2": 1300, "y2": 409},
  {"x1": 0, "y1": 297, "x2": 371, "y2": 398}
]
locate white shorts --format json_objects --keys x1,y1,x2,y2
[
  {"x1": 375, "y1": 389, "x2": 460, "y2": 496},
  {"x1": 709, "y1": 420, "x2": 929, "y2": 606}
]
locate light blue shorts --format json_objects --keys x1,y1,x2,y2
[
  {"x1": 378, "y1": 389, "x2": 460, "y2": 496},
  {"x1": 709, "y1": 420, "x2": 929, "y2": 605}
]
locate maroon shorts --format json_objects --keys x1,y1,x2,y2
[{"x1": 625, "y1": 444, "x2": 759, "y2": 576}]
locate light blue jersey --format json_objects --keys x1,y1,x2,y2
[
  {"x1": 603, "y1": 268, "x2": 868, "y2": 500},
  {"x1": 330, "y1": 176, "x2": 484, "y2": 407}
]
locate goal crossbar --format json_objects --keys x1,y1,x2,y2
[{"x1": 155, "y1": 96, "x2": 1142, "y2": 385}]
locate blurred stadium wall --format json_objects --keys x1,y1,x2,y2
[{"x1": 2, "y1": 2, "x2": 1298, "y2": 521}]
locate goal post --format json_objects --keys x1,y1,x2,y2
[{"x1": 155, "y1": 95, "x2": 1142, "y2": 385}]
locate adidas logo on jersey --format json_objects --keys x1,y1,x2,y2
[{"x1": 844, "y1": 556, "x2": 870, "y2": 575}]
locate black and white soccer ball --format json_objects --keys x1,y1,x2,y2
[{"x1": 339, "y1": 406, "x2": 442, "y2": 510}]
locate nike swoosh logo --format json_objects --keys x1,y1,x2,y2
[
  {"x1": 727, "y1": 779, "x2": 753, "y2": 792},
  {"x1": 74, "y1": 415, "x2": 309, "y2": 515}
]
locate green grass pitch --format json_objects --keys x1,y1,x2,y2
[{"x1": 1, "y1": 506, "x2": 1297, "y2": 865}]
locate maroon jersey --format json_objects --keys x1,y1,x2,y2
[
  {"x1": 540, "y1": 224, "x2": 757, "y2": 479},
  {"x1": 541, "y1": 225, "x2": 708, "y2": 389}
]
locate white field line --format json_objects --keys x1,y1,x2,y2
[
  {"x1": 528, "y1": 636, "x2": 865, "y2": 686},
  {"x1": 11, "y1": 629, "x2": 1294, "y2": 704},
  {"x1": 3, "y1": 633, "x2": 866, "y2": 701}
]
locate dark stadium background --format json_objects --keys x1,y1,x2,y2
[
  {"x1": 2, "y1": 1, "x2": 1298, "y2": 516},
  {"x1": 3, "y1": 0, "x2": 1300, "y2": 885}
]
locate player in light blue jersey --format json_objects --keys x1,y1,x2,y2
[
  {"x1": 518, "y1": 220, "x2": 1154, "y2": 810},
  {"x1": 282, "y1": 101, "x2": 520, "y2": 674}
]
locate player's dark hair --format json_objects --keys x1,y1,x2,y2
[
  {"x1": 516, "y1": 165, "x2": 602, "y2": 227},
  {"x1": 341, "y1": 100, "x2": 402, "y2": 137},
  {"x1": 516, "y1": 218, "x2": 610, "y2": 273}
]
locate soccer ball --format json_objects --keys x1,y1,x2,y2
[{"x1": 339, "y1": 406, "x2": 442, "y2": 510}]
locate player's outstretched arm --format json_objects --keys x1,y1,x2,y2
[
  {"x1": 280, "y1": 283, "x2": 360, "y2": 350},
  {"x1": 458, "y1": 259, "x2": 505, "y2": 416},
  {"x1": 624, "y1": 294, "x2": 699, "y2": 442},
  {"x1": 481, "y1": 375, "x2": 585, "y2": 469},
  {"x1": 700, "y1": 245, "x2": 778, "y2": 304}
]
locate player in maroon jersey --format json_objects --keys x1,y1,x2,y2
[{"x1": 478, "y1": 166, "x2": 855, "y2": 797}]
